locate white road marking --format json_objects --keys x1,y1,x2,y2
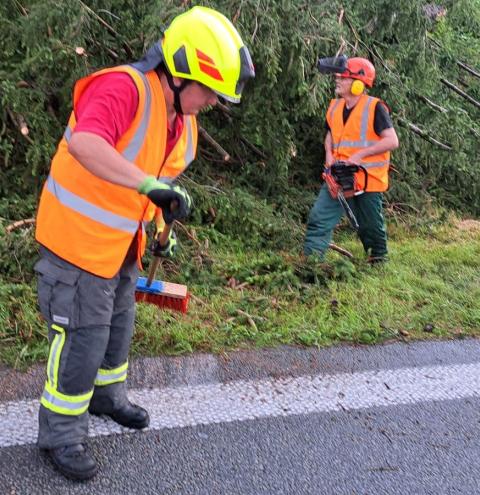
[{"x1": 1, "y1": 362, "x2": 479, "y2": 448}]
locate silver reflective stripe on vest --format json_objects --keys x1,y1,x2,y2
[
  {"x1": 41, "y1": 390, "x2": 91, "y2": 411},
  {"x1": 63, "y1": 66, "x2": 151, "y2": 161},
  {"x1": 359, "y1": 97, "x2": 374, "y2": 143},
  {"x1": 64, "y1": 125, "x2": 72, "y2": 143},
  {"x1": 333, "y1": 140, "x2": 378, "y2": 149},
  {"x1": 46, "y1": 175, "x2": 139, "y2": 234},
  {"x1": 333, "y1": 97, "x2": 378, "y2": 148},
  {"x1": 122, "y1": 66, "x2": 152, "y2": 162},
  {"x1": 183, "y1": 117, "x2": 195, "y2": 168},
  {"x1": 361, "y1": 161, "x2": 389, "y2": 169}
]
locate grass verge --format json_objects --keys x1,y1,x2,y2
[{"x1": 1, "y1": 214, "x2": 479, "y2": 369}]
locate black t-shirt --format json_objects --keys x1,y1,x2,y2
[{"x1": 325, "y1": 100, "x2": 393, "y2": 136}]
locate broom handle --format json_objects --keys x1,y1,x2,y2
[{"x1": 146, "y1": 222, "x2": 173, "y2": 287}]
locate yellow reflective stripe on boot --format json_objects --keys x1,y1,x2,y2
[
  {"x1": 94, "y1": 361, "x2": 128, "y2": 386},
  {"x1": 41, "y1": 324, "x2": 93, "y2": 415},
  {"x1": 41, "y1": 381, "x2": 93, "y2": 416}
]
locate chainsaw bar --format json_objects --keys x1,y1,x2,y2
[{"x1": 337, "y1": 191, "x2": 359, "y2": 231}]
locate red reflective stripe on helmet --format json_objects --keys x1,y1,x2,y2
[
  {"x1": 199, "y1": 62, "x2": 224, "y2": 81},
  {"x1": 196, "y1": 49, "x2": 214, "y2": 64}
]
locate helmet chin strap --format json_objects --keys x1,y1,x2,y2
[{"x1": 163, "y1": 69, "x2": 191, "y2": 115}]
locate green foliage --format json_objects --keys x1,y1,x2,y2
[
  {"x1": 0, "y1": 282, "x2": 48, "y2": 368},
  {"x1": 2, "y1": 0, "x2": 480, "y2": 217},
  {"x1": 1, "y1": 1, "x2": 480, "y2": 367}
]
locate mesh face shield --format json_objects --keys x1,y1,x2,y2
[{"x1": 316, "y1": 55, "x2": 348, "y2": 75}]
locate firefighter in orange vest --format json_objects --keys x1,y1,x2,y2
[
  {"x1": 304, "y1": 56, "x2": 399, "y2": 263},
  {"x1": 34, "y1": 6, "x2": 254, "y2": 480}
]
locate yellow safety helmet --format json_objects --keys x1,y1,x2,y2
[{"x1": 161, "y1": 6, "x2": 255, "y2": 103}]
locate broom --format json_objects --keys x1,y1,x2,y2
[{"x1": 135, "y1": 222, "x2": 190, "y2": 313}]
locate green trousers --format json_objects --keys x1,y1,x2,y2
[{"x1": 304, "y1": 184, "x2": 388, "y2": 259}]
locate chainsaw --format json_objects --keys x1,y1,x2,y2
[{"x1": 323, "y1": 161, "x2": 368, "y2": 231}]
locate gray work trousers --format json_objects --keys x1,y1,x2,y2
[{"x1": 34, "y1": 243, "x2": 139, "y2": 449}]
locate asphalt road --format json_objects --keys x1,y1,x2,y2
[{"x1": 1, "y1": 339, "x2": 480, "y2": 495}]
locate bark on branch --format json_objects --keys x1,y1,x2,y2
[
  {"x1": 440, "y1": 77, "x2": 480, "y2": 110},
  {"x1": 77, "y1": 0, "x2": 133, "y2": 58},
  {"x1": 397, "y1": 118, "x2": 452, "y2": 151},
  {"x1": 329, "y1": 243, "x2": 353, "y2": 259},
  {"x1": 240, "y1": 137, "x2": 267, "y2": 159},
  {"x1": 7, "y1": 108, "x2": 33, "y2": 144},
  {"x1": 198, "y1": 126, "x2": 230, "y2": 162},
  {"x1": 418, "y1": 95, "x2": 447, "y2": 113},
  {"x1": 457, "y1": 61, "x2": 480, "y2": 80},
  {"x1": 6, "y1": 218, "x2": 35, "y2": 233}
]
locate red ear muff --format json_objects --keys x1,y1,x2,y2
[{"x1": 351, "y1": 80, "x2": 365, "y2": 95}]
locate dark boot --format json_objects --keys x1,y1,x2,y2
[
  {"x1": 109, "y1": 402, "x2": 150, "y2": 429},
  {"x1": 47, "y1": 444, "x2": 97, "y2": 480},
  {"x1": 368, "y1": 255, "x2": 387, "y2": 265},
  {"x1": 90, "y1": 401, "x2": 150, "y2": 429}
]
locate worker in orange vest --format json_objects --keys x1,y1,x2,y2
[
  {"x1": 34, "y1": 6, "x2": 254, "y2": 480},
  {"x1": 304, "y1": 56, "x2": 399, "y2": 263}
]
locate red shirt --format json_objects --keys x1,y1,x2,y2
[{"x1": 74, "y1": 72, "x2": 183, "y2": 159}]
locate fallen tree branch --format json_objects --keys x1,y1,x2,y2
[
  {"x1": 418, "y1": 95, "x2": 447, "y2": 113},
  {"x1": 6, "y1": 218, "x2": 35, "y2": 233},
  {"x1": 232, "y1": 0, "x2": 244, "y2": 24},
  {"x1": 13, "y1": 0, "x2": 28, "y2": 16},
  {"x1": 216, "y1": 101, "x2": 233, "y2": 115},
  {"x1": 6, "y1": 108, "x2": 34, "y2": 144},
  {"x1": 76, "y1": 0, "x2": 133, "y2": 59},
  {"x1": 469, "y1": 127, "x2": 480, "y2": 139},
  {"x1": 440, "y1": 77, "x2": 480, "y2": 110},
  {"x1": 457, "y1": 61, "x2": 480, "y2": 80},
  {"x1": 190, "y1": 293, "x2": 207, "y2": 306},
  {"x1": 198, "y1": 126, "x2": 230, "y2": 162},
  {"x1": 236, "y1": 309, "x2": 258, "y2": 331},
  {"x1": 214, "y1": 101, "x2": 233, "y2": 123},
  {"x1": 240, "y1": 137, "x2": 267, "y2": 159},
  {"x1": 329, "y1": 243, "x2": 353, "y2": 259},
  {"x1": 397, "y1": 118, "x2": 452, "y2": 150},
  {"x1": 173, "y1": 221, "x2": 202, "y2": 247}
]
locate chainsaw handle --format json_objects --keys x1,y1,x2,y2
[
  {"x1": 330, "y1": 161, "x2": 368, "y2": 194},
  {"x1": 355, "y1": 165, "x2": 368, "y2": 194}
]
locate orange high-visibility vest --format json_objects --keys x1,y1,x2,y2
[
  {"x1": 326, "y1": 94, "x2": 390, "y2": 192},
  {"x1": 35, "y1": 65, "x2": 197, "y2": 278}
]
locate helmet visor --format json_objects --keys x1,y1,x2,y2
[
  {"x1": 317, "y1": 55, "x2": 348, "y2": 74},
  {"x1": 234, "y1": 46, "x2": 255, "y2": 100}
]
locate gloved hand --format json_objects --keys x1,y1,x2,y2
[
  {"x1": 152, "y1": 229, "x2": 177, "y2": 258},
  {"x1": 138, "y1": 176, "x2": 192, "y2": 224}
]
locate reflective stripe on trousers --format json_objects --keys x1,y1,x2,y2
[
  {"x1": 95, "y1": 361, "x2": 128, "y2": 386},
  {"x1": 40, "y1": 324, "x2": 94, "y2": 416}
]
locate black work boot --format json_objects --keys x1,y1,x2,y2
[
  {"x1": 90, "y1": 401, "x2": 150, "y2": 430},
  {"x1": 109, "y1": 402, "x2": 150, "y2": 429},
  {"x1": 48, "y1": 444, "x2": 97, "y2": 480},
  {"x1": 367, "y1": 255, "x2": 387, "y2": 265}
]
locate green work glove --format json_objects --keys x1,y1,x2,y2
[
  {"x1": 152, "y1": 229, "x2": 177, "y2": 258},
  {"x1": 138, "y1": 176, "x2": 192, "y2": 224}
]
